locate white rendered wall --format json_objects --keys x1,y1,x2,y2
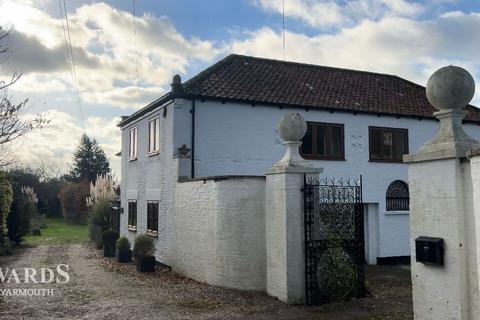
[
  {"x1": 467, "y1": 156, "x2": 480, "y2": 318},
  {"x1": 194, "y1": 100, "x2": 480, "y2": 259},
  {"x1": 409, "y1": 159, "x2": 468, "y2": 319},
  {"x1": 171, "y1": 176, "x2": 266, "y2": 291}
]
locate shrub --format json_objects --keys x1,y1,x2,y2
[
  {"x1": 88, "y1": 198, "x2": 113, "y2": 248},
  {"x1": 58, "y1": 180, "x2": 89, "y2": 224},
  {"x1": 86, "y1": 174, "x2": 117, "y2": 208},
  {"x1": 23, "y1": 187, "x2": 40, "y2": 232},
  {"x1": 102, "y1": 229, "x2": 119, "y2": 247},
  {"x1": 116, "y1": 237, "x2": 130, "y2": 251},
  {"x1": 7, "y1": 168, "x2": 62, "y2": 218},
  {"x1": 7, "y1": 186, "x2": 38, "y2": 244},
  {"x1": 89, "y1": 224, "x2": 103, "y2": 249},
  {"x1": 88, "y1": 198, "x2": 112, "y2": 230},
  {"x1": 39, "y1": 214, "x2": 47, "y2": 229},
  {"x1": 0, "y1": 238, "x2": 13, "y2": 256},
  {"x1": 133, "y1": 234, "x2": 155, "y2": 258},
  {"x1": 0, "y1": 172, "x2": 13, "y2": 249}
]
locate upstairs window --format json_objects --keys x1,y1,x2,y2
[
  {"x1": 148, "y1": 117, "x2": 160, "y2": 155},
  {"x1": 386, "y1": 180, "x2": 410, "y2": 211},
  {"x1": 128, "y1": 201, "x2": 137, "y2": 230},
  {"x1": 300, "y1": 122, "x2": 345, "y2": 160},
  {"x1": 147, "y1": 201, "x2": 159, "y2": 236},
  {"x1": 129, "y1": 127, "x2": 138, "y2": 160},
  {"x1": 369, "y1": 127, "x2": 408, "y2": 162}
]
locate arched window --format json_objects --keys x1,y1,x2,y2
[{"x1": 386, "y1": 180, "x2": 409, "y2": 211}]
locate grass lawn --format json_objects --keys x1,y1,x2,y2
[{"x1": 24, "y1": 218, "x2": 89, "y2": 246}]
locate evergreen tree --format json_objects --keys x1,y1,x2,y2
[{"x1": 68, "y1": 134, "x2": 110, "y2": 182}]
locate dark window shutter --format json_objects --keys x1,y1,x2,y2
[
  {"x1": 330, "y1": 125, "x2": 342, "y2": 157},
  {"x1": 147, "y1": 203, "x2": 151, "y2": 230},
  {"x1": 301, "y1": 124, "x2": 313, "y2": 155},
  {"x1": 134, "y1": 202, "x2": 137, "y2": 227},
  {"x1": 154, "y1": 204, "x2": 159, "y2": 232},
  {"x1": 316, "y1": 125, "x2": 326, "y2": 156},
  {"x1": 370, "y1": 128, "x2": 382, "y2": 160}
]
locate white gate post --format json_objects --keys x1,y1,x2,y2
[
  {"x1": 404, "y1": 66, "x2": 480, "y2": 319},
  {"x1": 265, "y1": 113, "x2": 321, "y2": 304}
]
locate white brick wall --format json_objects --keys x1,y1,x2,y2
[{"x1": 171, "y1": 176, "x2": 266, "y2": 291}]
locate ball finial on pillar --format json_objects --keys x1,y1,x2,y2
[
  {"x1": 407, "y1": 65, "x2": 479, "y2": 161},
  {"x1": 426, "y1": 66, "x2": 475, "y2": 111},
  {"x1": 273, "y1": 112, "x2": 311, "y2": 168},
  {"x1": 277, "y1": 113, "x2": 308, "y2": 142}
]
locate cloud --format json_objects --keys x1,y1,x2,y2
[
  {"x1": 229, "y1": 12, "x2": 480, "y2": 106},
  {"x1": 2, "y1": 30, "x2": 100, "y2": 74},
  {"x1": 0, "y1": 1, "x2": 223, "y2": 109},
  {"x1": 10, "y1": 110, "x2": 122, "y2": 176},
  {"x1": 252, "y1": 0, "x2": 424, "y2": 28}
]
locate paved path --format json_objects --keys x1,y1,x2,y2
[{"x1": 0, "y1": 244, "x2": 412, "y2": 319}]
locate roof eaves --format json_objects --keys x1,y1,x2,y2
[
  {"x1": 193, "y1": 94, "x2": 480, "y2": 124},
  {"x1": 117, "y1": 92, "x2": 174, "y2": 127}
]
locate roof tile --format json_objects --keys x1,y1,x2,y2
[{"x1": 183, "y1": 54, "x2": 480, "y2": 123}]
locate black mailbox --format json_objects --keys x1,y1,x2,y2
[{"x1": 415, "y1": 236, "x2": 444, "y2": 266}]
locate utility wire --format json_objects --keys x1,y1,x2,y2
[
  {"x1": 63, "y1": 0, "x2": 84, "y2": 129},
  {"x1": 282, "y1": 0, "x2": 285, "y2": 60},
  {"x1": 133, "y1": 0, "x2": 139, "y2": 109},
  {"x1": 59, "y1": 0, "x2": 85, "y2": 130}
]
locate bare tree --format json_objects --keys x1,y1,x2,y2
[{"x1": 0, "y1": 27, "x2": 48, "y2": 167}]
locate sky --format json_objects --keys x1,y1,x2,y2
[{"x1": 1, "y1": 0, "x2": 479, "y2": 177}]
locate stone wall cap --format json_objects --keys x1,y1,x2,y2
[
  {"x1": 178, "y1": 175, "x2": 266, "y2": 183},
  {"x1": 404, "y1": 149, "x2": 467, "y2": 163},
  {"x1": 266, "y1": 165, "x2": 322, "y2": 175},
  {"x1": 467, "y1": 148, "x2": 480, "y2": 159}
]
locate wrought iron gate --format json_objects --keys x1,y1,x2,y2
[{"x1": 303, "y1": 176, "x2": 365, "y2": 305}]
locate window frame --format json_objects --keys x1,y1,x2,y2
[
  {"x1": 148, "y1": 116, "x2": 160, "y2": 156},
  {"x1": 368, "y1": 126, "x2": 409, "y2": 163},
  {"x1": 128, "y1": 126, "x2": 138, "y2": 161},
  {"x1": 127, "y1": 200, "x2": 137, "y2": 231},
  {"x1": 386, "y1": 180, "x2": 410, "y2": 212},
  {"x1": 146, "y1": 201, "x2": 159, "y2": 237},
  {"x1": 300, "y1": 121, "x2": 345, "y2": 161}
]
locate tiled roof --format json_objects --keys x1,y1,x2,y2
[
  {"x1": 182, "y1": 54, "x2": 480, "y2": 123},
  {"x1": 119, "y1": 54, "x2": 480, "y2": 127}
]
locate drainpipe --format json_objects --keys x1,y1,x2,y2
[{"x1": 191, "y1": 99, "x2": 196, "y2": 179}]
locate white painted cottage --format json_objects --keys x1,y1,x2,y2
[{"x1": 118, "y1": 54, "x2": 480, "y2": 270}]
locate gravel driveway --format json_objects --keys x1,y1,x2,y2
[{"x1": 0, "y1": 244, "x2": 412, "y2": 319}]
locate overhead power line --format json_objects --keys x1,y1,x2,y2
[
  {"x1": 282, "y1": 0, "x2": 285, "y2": 60},
  {"x1": 132, "y1": 0, "x2": 139, "y2": 108},
  {"x1": 59, "y1": 0, "x2": 85, "y2": 130}
]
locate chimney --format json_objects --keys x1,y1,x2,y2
[{"x1": 171, "y1": 74, "x2": 184, "y2": 97}]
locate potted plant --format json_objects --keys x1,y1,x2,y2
[
  {"x1": 133, "y1": 234, "x2": 156, "y2": 272},
  {"x1": 116, "y1": 236, "x2": 132, "y2": 262},
  {"x1": 102, "y1": 229, "x2": 119, "y2": 257}
]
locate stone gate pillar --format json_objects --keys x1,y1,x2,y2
[
  {"x1": 265, "y1": 113, "x2": 321, "y2": 304},
  {"x1": 404, "y1": 66, "x2": 480, "y2": 319}
]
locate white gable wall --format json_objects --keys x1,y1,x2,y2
[
  {"x1": 193, "y1": 100, "x2": 480, "y2": 259},
  {"x1": 120, "y1": 100, "x2": 176, "y2": 265}
]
